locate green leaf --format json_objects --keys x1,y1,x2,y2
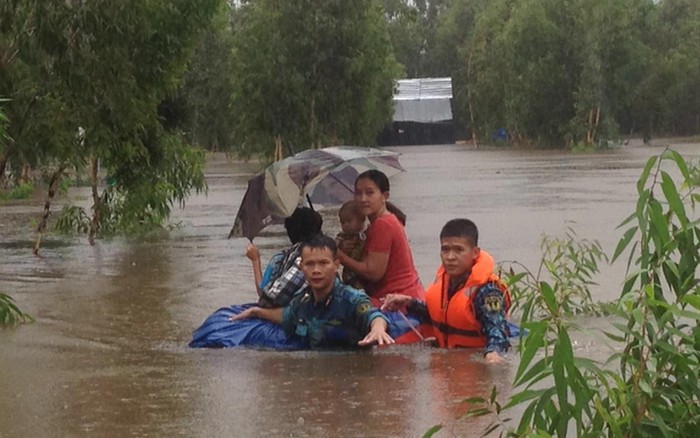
[
  {"x1": 481, "y1": 422, "x2": 501, "y2": 437},
  {"x1": 540, "y1": 281, "x2": 557, "y2": 313},
  {"x1": 553, "y1": 330, "x2": 574, "y2": 421},
  {"x1": 516, "y1": 357, "x2": 552, "y2": 389},
  {"x1": 682, "y1": 294, "x2": 700, "y2": 310},
  {"x1": 667, "y1": 149, "x2": 691, "y2": 182},
  {"x1": 515, "y1": 322, "x2": 547, "y2": 384},
  {"x1": 649, "y1": 198, "x2": 671, "y2": 248},
  {"x1": 637, "y1": 156, "x2": 657, "y2": 194},
  {"x1": 421, "y1": 424, "x2": 443, "y2": 438},
  {"x1": 505, "y1": 389, "x2": 549, "y2": 408},
  {"x1": 616, "y1": 212, "x2": 637, "y2": 229},
  {"x1": 612, "y1": 226, "x2": 638, "y2": 264},
  {"x1": 660, "y1": 171, "x2": 689, "y2": 226}
]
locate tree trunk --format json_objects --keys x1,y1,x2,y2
[
  {"x1": 309, "y1": 95, "x2": 317, "y2": 149},
  {"x1": 20, "y1": 162, "x2": 31, "y2": 184},
  {"x1": 591, "y1": 106, "x2": 601, "y2": 145},
  {"x1": 88, "y1": 157, "x2": 100, "y2": 245},
  {"x1": 33, "y1": 165, "x2": 65, "y2": 255},
  {"x1": 274, "y1": 135, "x2": 283, "y2": 161},
  {"x1": 466, "y1": 49, "x2": 479, "y2": 149},
  {"x1": 0, "y1": 147, "x2": 10, "y2": 186}
]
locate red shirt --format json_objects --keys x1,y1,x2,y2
[{"x1": 363, "y1": 213, "x2": 424, "y2": 304}]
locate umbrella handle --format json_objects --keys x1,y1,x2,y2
[{"x1": 306, "y1": 194, "x2": 315, "y2": 211}]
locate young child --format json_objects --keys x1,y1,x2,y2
[
  {"x1": 335, "y1": 200, "x2": 366, "y2": 289},
  {"x1": 381, "y1": 218, "x2": 512, "y2": 363},
  {"x1": 247, "y1": 207, "x2": 323, "y2": 308}
]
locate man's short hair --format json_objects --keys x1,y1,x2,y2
[
  {"x1": 300, "y1": 234, "x2": 337, "y2": 257},
  {"x1": 440, "y1": 219, "x2": 479, "y2": 247}
]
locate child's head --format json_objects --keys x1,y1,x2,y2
[
  {"x1": 338, "y1": 200, "x2": 366, "y2": 234},
  {"x1": 439, "y1": 219, "x2": 480, "y2": 277}
]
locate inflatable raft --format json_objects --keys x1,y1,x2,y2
[
  {"x1": 189, "y1": 303, "x2": 430, "y2": 349},
  {"x1": 189, "y1": 304, "x2": 522, "y2": 349}
]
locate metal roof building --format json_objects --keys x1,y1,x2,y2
[
  {"x1": 378, "y1": 77, "x2": 455, "y2": 145},
  {"x1": 393, "y1": 77, "x2": 453, "y2": 123}
]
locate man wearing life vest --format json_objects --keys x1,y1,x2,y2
[{"x1": 382, "y1": 219, "x2": 512, "y2": 363}]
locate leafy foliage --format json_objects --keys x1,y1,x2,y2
[
  {"x1": 456, "y1": 149, "x2": 700, "y2": 437},
  {"x1": 0, "y1": 293, "x2": 33, "y2": 326},
  {"x1": 504, "y1": 228, "x2": 608, "y2": 318},
  {"x1": 381, "y1": 0, "x2": 699, "y2": 147},
  {"x1": 462, "y1": 0, "x2": 653, "y2": 147},
  {"x1": 229, "y1": 0, "x2": 402, "y2": 157},
  {"x1": 1, "y1": 0, "x2": 219, "y2": 241},
  {"x1": 176, "y1": 3, "x2": 237, "y2": 151},
  {"x1": 3, "y1": 182, "x2": 33, "y2": 200},
  {"x1": 54, "y1": 204, "x2": 90, "y2": 235}
]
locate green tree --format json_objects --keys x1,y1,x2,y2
[
  {"x1": 1, "y1": 1, "x2": 221, "y2": 249},
  {"x1": 637, "y1": 0, "x2": 700, "y2": 137},
  {"x1": 462, "y1": 0, "x2": 656, "y2": 148},
  {"x1": 229, "y1": 0, "x2": 401, "y2": 157},
  {"x1": 175, "y1": 3, "x2": 237, "y2": 151},
  {"x1": 383, "y1": 0, "x2": 451, "y2": 78}
]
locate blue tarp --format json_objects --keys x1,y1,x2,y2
[{"x1": 189, "y1": 303, "x2": 426, "y2": 349}]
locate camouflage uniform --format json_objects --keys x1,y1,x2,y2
[{"x1": 281, "y1": 279, "x2": 386, "y2": 349}]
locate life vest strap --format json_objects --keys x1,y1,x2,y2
[{"x1": 433, "y1": 322, "x2": 481, "y2": 338}]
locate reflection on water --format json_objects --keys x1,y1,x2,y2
[{"x1": 1, "y1": 143, "x2": 698, "y2": 437}]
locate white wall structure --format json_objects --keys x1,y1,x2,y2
[{"x1": 393, "y1": 77, "x2": 453, "y2": 123}]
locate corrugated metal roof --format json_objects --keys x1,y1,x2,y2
[{"x1": 394, "y1": 77, "x2": 452, "y2": 101}]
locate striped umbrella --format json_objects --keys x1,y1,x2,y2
[{"x1": 229, "y1": 146, "x2": 405, "y2": 240}]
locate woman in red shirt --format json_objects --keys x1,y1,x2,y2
[{"x1": 337, "y1": 169, "x2": 424, "y2": 306}]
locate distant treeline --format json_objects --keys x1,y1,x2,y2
[
  {"x1": 178, "y1": 0, "x2": 700, "y2": 151},
  {"x1": 384, "y1": 0, "x2": 700, "y2": 148},
  {"x1": 1, "y1": 0, "x2": 698, "y2": 242}
]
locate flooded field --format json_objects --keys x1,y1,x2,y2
[{"x1": 1, "y1": 141, "x2": 698, "y2": 437}]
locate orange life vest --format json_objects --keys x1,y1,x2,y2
[{"x1": 424, "y1": 250, "x2": 511, "y2": 348}]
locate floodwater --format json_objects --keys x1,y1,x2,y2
[{"x1": 1, "y1": 141, "x2": 698, "y2": 437}]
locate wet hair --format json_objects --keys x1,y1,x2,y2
[
  {"x1": 300, "y1": 234, "x2": 337, "y2": 257},
  {"x1": 440, "y1": 218, "x2": 479, "y2": 247},
  {"x1": 284, "y1": 207, "x2": 323, "y2": 244},
  {"x1": 355, "y1": 169, "x2": 407, "y2": 226},
  {"x1": 338, "y1": 200, "x2": 364, "y2": 222}
]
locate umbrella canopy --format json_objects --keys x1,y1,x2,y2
[{"x1": 229, "y1": 146, "x2": 405, "y2": 240}]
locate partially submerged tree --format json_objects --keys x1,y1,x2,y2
[{"x1": 1, "y1": 0, "x2": 220, "y2": 250}]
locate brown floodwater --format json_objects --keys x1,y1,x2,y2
[{"x1": 1, "y1": 141, "x2": 698, "y2": 437}]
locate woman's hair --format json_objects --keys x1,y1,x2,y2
[
  {"x1": 285, "y1": 207, "x2": 323, "y2": 244},
  {"x1": 338, "y1": 200, "x2": 364, "y2": 222},
  {"x1": 355, "y1": 170, "x2": 407, "y2": 226}
]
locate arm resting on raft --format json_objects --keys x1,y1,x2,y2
[
  {"x1": 230, "y1": 306, "x2": 284, "y2": 324},
  {"x1": 358, "y1": 316, "x2": 394, "y2": 346}
]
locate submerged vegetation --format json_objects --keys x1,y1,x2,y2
[
  {"x1": 430, "y1": 149, "x2": 699, "y2": 437},
  {"x1": 504, "y1": 228, "x2": 609, "y2": 317},
  {"x1": 0, "y1": 293, "x2": 33, "y2": 326}
]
